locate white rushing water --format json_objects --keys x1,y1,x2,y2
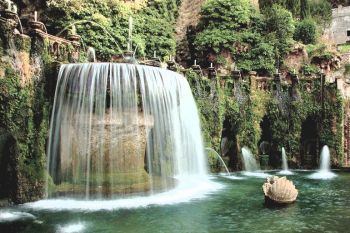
[
  {"x1": 57, "y1": 222, "x2": 86, "y2": 233},
  {"x1": 278, "y1": 147, "x2": 293, "y2": 175},
  {"x1": 241, "y1": 147, "x2": 269, "y2": 178},
  {"x1": 26, "y1": 177, "x2": 222, "y2": 211},
  {"x1": 45, "y1": 63, "x2": 209, "y2": 201},
  {"x1": 0, "y1": 211, "x2": 36, "y2": 222},
  {"x1": 308, "y1": 145, "x2": 337, "y2": 180},
  {"x1": 241, "y1": 147, "x2": 259, "y2": 172}
]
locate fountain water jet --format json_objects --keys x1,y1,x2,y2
[
  {"x1": 42, "y1": 63, "x2": 219, "y2": 206},
  {"x1": 205, "y1": 147, "x2": 230, "y2": 175},
  {"x1": 308, "y1": 145, "x2": 337, "y2": 180},
  {"x1": 278, "y1": 147, "x2": 293, "y2": 175},
  {"x1": 241, "y1": 147, "x2": 269, "y2": 178}
]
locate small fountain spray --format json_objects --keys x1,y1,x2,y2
[
  {"x1": 308, "y1": 145, "x2": 337, "y2": 179},
  {"x1": 127, "y1": 16, "x2": 133, "y2": 52},
  {"x1": 278, "y1": 147, "x2": 293, "y2": 175},
  {"x1": 205, "y1": 147, "x2": 243, "y2": 180},
  {"x1": 86, "y1": 47, "x2": 96, "y2": 62},
  {"x1": 123, "y1": 16, "x2": 137, "y2": 64},
  {"x1": 205, "y1": 147, "x2": 230, "y2": 176},
  {"x1": 241, "y1": 147, "x2": 269, "y2": 178}
]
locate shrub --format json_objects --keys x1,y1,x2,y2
[{"x1": 294, "y1": 19, "x2": 317, "y2": 44}]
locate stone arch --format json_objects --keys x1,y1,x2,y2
[
  {"x1": 258, "y1": 115, "x2": 273, "y2": 169},
  {"x1": 220, "y1": 118, "x2": 239, "y2": 170},
  {"x1": 300, "y1": 116, "x2": 319, "y2": 168},
  {"x1": 0, "y1": 128, "x2": 16, "y2": 199}
]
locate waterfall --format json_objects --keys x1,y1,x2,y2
[
  {"x1": 278, "y1": 147, "x2": 293, "y2": 175},
  {"x1": 46, "y1": 63, "x2": 207, "y2": 199},
  {"x1": 308, "y1": 145, "x2": 337, "y2": 180}
]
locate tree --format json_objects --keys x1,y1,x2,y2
[
  {"x1": 309, "y1": 0, "x2": 332, "y2": 26},
  {"x1": 285, "y1": 0, "x2": 300, "y2": 17},
  {"x1": 294, "y1": 18, "x2": 317, "y2": 44},
  {"x1": 194, "y1": 0, "x2": 277, "y2": 74},
  {"x1": 198, "y1": 0, "x2": 252, "y2": 31},
  {"x1": 300, "y1": 0, "x2": 310, "y2": 19},
  {"x1": 259, "y1": 0, "x2": 286, "y2": 11},
  {"x1": 264, "y1": 4, "x2": 295, "y2": 57}
]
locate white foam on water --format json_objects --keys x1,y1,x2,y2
[
  {"x1": 57, "y1": 222, "x2": 86, "y2": 233},
  {"x1": 241, "y1": 171, "x2": 271, "y2": 178},
  {"x1": 308, "y1": 146, "x2": 337, "y2": 180},
  {"x1": 0, "y1": 211, "x2": 36, "y2": 222},
  {"x1": 308, "y1": 171, "x2": 337, "y2": 180},
  {"x1": 220, "y1": 174, "x2": 245, "y2": 180},
  {"x1": 277, "y1": 170, "x2": 294, "y2": 175},
  {"x1": 25, "y1": 177, "x2": 222, "y2": 211}
]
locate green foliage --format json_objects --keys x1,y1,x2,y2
[
  {"x1": 258, "y1": 0, "x2": 286, "y2": 10},
  {"x1": 186, "y1": 71, "x2": 224, "y2": 149},
  {"x1": 301, "y1": 63, "x2": 319, "y2": 75},
  {"x1": 194, "y1": 0, "x2": 280, "y2": 75},
  {"x1": 338, "y1": 44, "x2": 350, "y2": 54},
  {"x1": 309, "y1": 0, "x2": 332, "y2": 25},
  {"x1": 188, "y1": 68, "x2": 345, "y2": 169},
  {"x1": 345, "y1": 64, "x2": 350, "y2": 75},
  {"x1": 285, "y1": 0, "x2": 300, "y2": 16},
  {"x1": 45, "y1": 0, "x2": 179, "y2": 60},
  {"x1": 0, "y1": 64, "x2": 49, "y2": 202},
  {"x1": 306, "y1": 43, "x2": 338, "y2": 64},
  {"x1": 294, "y1": 18, "x2": 317, "y2": 44},
  {"x1": 198, "y1": 0, "x2": 252, "y2": 30},
  {"x1": 300, "y1": 0, "x2": 311, "y2": 19},
  {"x1": 264, "y1": 4, "x2": 295, "y2": 57},
  {"x1": 260, "y1": 0, "x2": 331, "y2": 28}
]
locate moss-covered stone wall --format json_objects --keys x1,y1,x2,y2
[
  {"x1": 0, "y1": 19, "x2": 75, "y2": 203},
  {"x1": 187, "y1": 70, "x2": 345, "y2": 172}
]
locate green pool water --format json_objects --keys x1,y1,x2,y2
[{"x1": 1, "y1": 170, "x2": 350, "y2": 233}]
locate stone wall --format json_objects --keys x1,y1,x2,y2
[
  {"x1": 0, "y1": 12, "x2": 81, "y2": 203},
  {"x1": 328, "y1": 5, "x2": 350, "y2": 45}
]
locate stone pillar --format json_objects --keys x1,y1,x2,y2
[{"x1": 249, "y1": 71, "x2": 257, "y2": 90}]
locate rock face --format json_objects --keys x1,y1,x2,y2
[{"x1": 262, "y1": 176, "x2": 298, "y2": 205}]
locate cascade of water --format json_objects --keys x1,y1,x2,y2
[
  {"x1": 278, "y1": 147, "x2": 293, "y2": 175},
  {"x1": 308, "y1": 145, "x2": 337, "y2": 179},
  {"x1": 46, "y1": 63, "x2": 207, "y2": 199}
]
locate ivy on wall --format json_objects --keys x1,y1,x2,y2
[{"x1": 187, "y1": 70, "x2": 344, "y2": 171}]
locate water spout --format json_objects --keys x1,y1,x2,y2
[
  {"x1": 278, "y1": 147, "x2": 293, "y2": 175},
  {"x1": 86, "y1": 47, "x2": 96, "y2": 62},
  {"x1": 242, "y1": 147, "x2": 259, "y2": 172},
  {"x1": 308, "y1": 145, "x2": 337, "y2": 179},
  {"x1": 127, "y1": 16, "x2": 133, "y2": 51},
  {"x1": 205, "y1": 147, "x2": 230, "y2": 176},
  {"x1": 241, "y1": 147, "x2": 269, "y2": 178},
  {"x1": 14, "y1": 14, "x2": 23, "y2": 34}
]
